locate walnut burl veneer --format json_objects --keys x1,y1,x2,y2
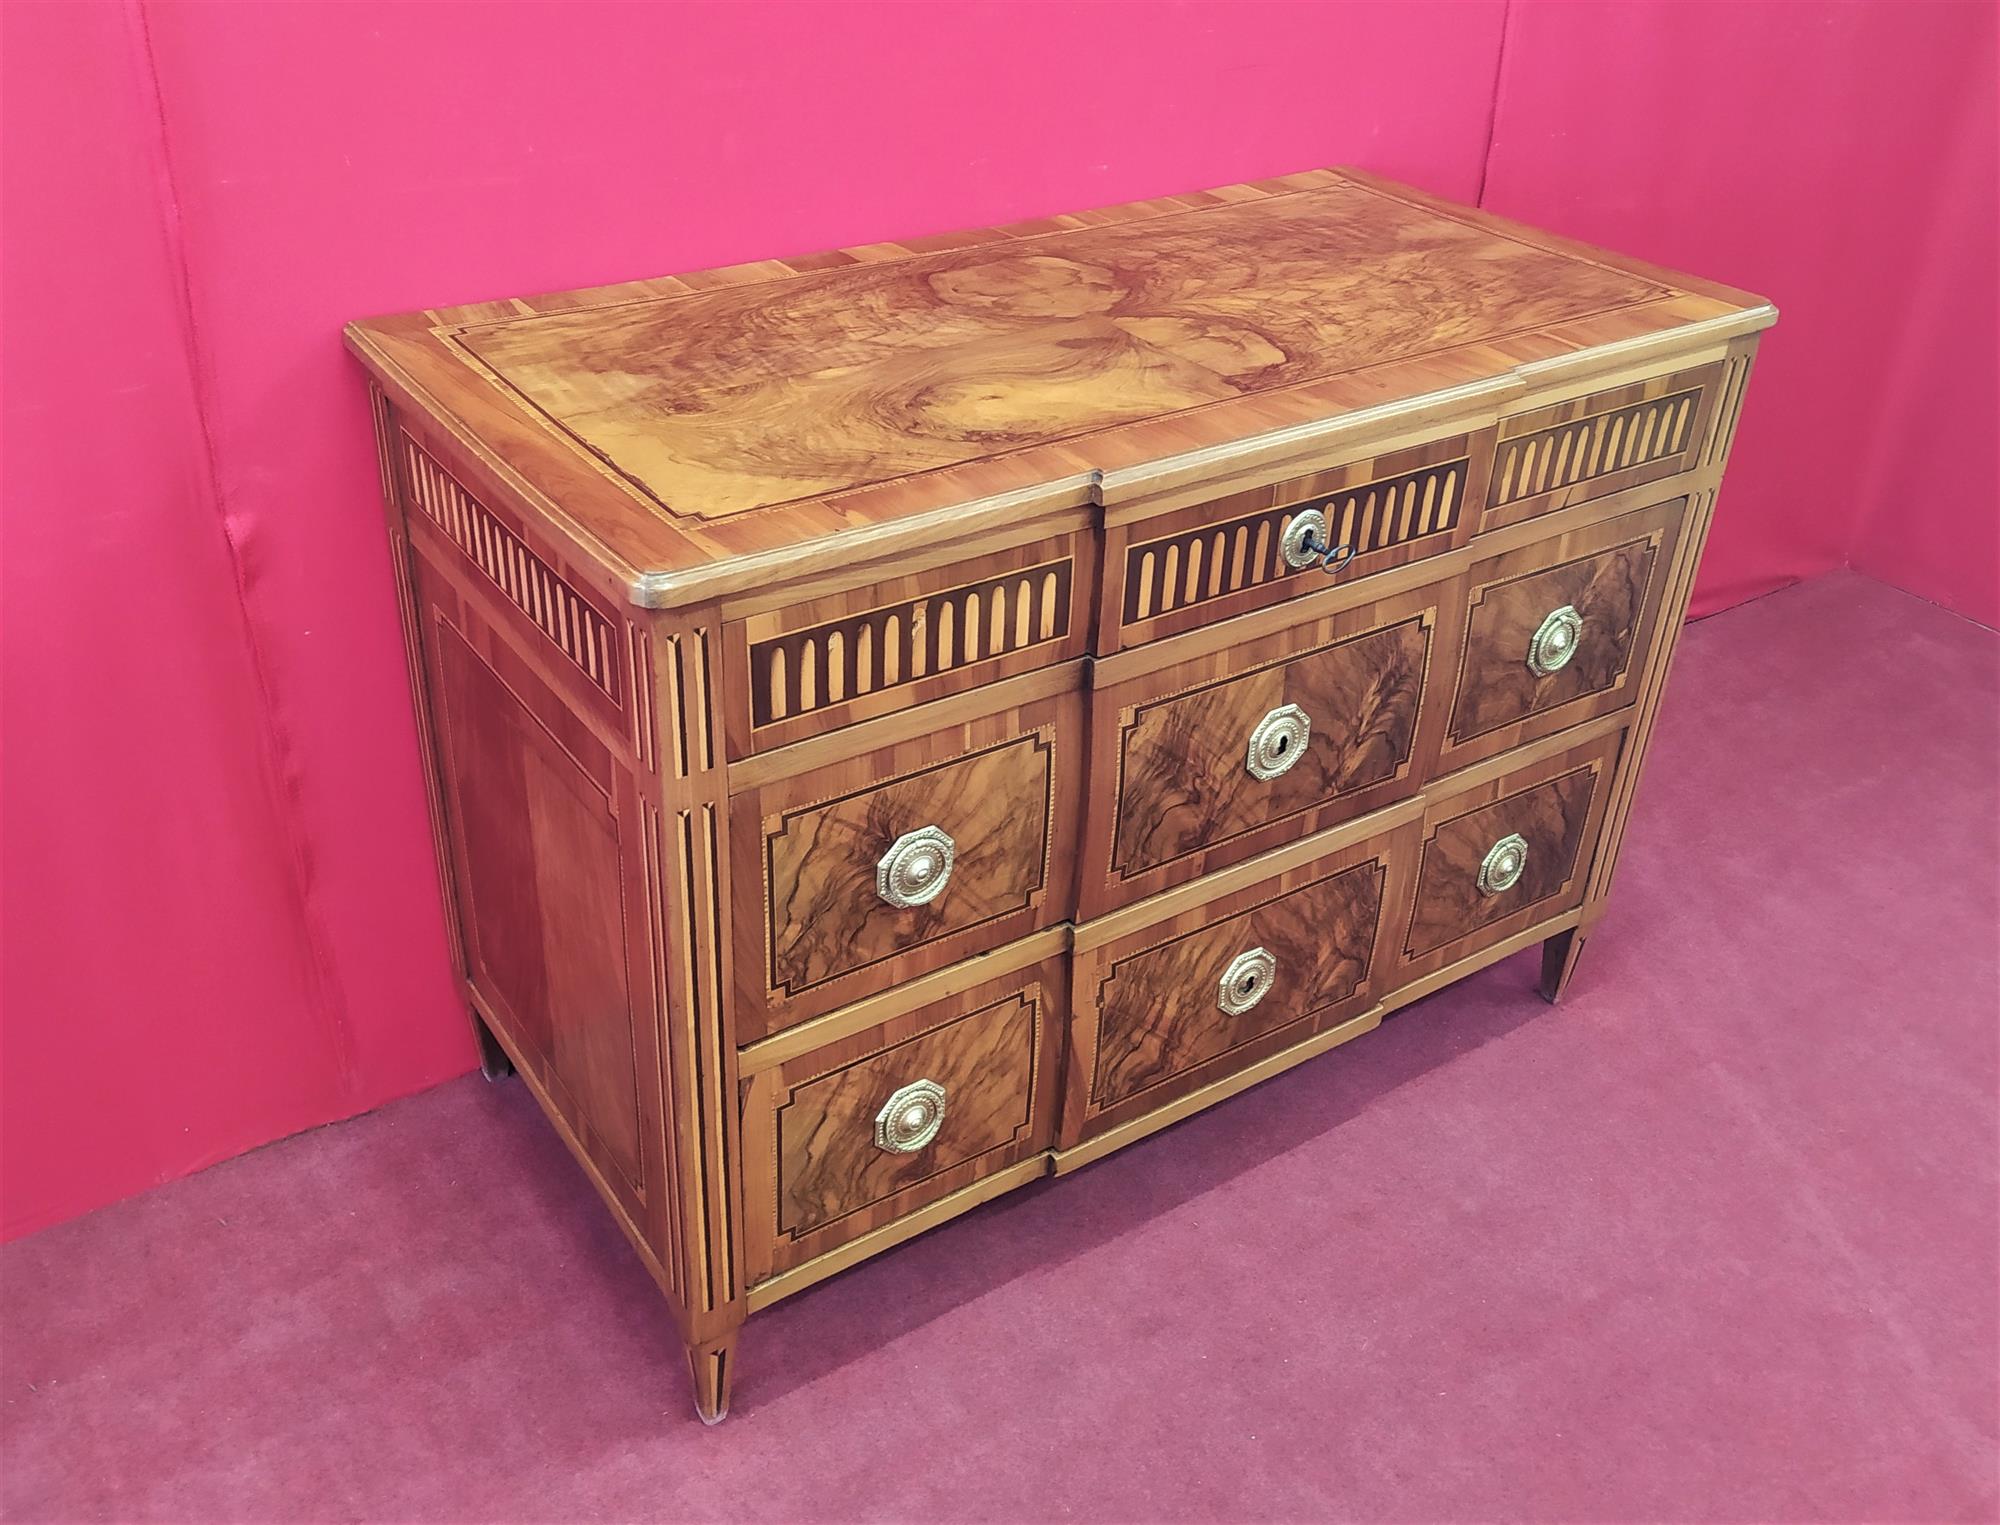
[{"x1": 346, "y1": 168, "x2": 1772, "y2": 1422}]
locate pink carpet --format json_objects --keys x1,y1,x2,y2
[{"x1": 5, "y1": 570, "x2": 1996, "y2": 1522}]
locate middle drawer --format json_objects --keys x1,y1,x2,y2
[{"x1": 1077, "y1": 578, "x2": 1462, "y2": 919}]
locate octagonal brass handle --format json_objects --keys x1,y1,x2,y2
[
  {"x1": 1477, "y1": 833, "x2": 1529, "y2": 896},
  {"x1": 875, "y1": 1078, "x2": 946, "y2": 1154},
  {"x1": 876, "y1": 826, "x2": 955, "y2": 909},
  {"x1": 1527, "y1": 605, "x2": 1584, "y2": 677}
]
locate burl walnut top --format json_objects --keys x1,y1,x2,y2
[{"x1": 346, "y1": 168, "x2": 1771, "y2": 603}]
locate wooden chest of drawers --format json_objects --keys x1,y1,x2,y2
[{"x1": 346, "y1": 169, "x2": 1772, "y2": 1422}]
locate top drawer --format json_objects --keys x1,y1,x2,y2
[
  {"x1": 1098, "y1": 432, "x2": 1488, "y2": 653},
  {"x1": 1484, "y1": 361, "x2": 1725, "y2": 531},
  {"x1": 720, "y1": 528, "x2": 1092, "y2": 756}
]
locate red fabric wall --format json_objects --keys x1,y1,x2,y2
[
  {"x1": 3, "y1": 0, "x2": 1992, "y2": 1239},
  {"x1": 1480, "y1": 0, "x2": 2000, "y2": 622}
]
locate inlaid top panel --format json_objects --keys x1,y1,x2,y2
[
  {"x1": 347, "y1": 168, "x2": 1772, "y2": 599},
  {"x1": 456, "y1": 185, "x2": 1657, "y2": 519}
]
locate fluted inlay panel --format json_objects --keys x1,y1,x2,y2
[
  {"x1": 1493, "y1": 388, "x2": 1699, "y2": 508},
  {"x1": 751, "y1": 560, "x2": 1071, "y2": 727},
  {"x1": 403, "y1": 437, "x2": 619, "y2": 701},
  {"x1": 1122, "y1": 458, "x2": 1466, "y2": 626}
]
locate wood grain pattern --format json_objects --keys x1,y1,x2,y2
[
  {"x1": 765, "y1": 742, "x2": 1048, "y2": 993},
  {"x1": 739, "y1": 952, "x2": 1060, "y2": 1283},
  {"x1": 1079, "y1": 577, "x2": 1460, "y2": 917},
  {"x1": 379, "y1": 390, "x2": 703, "y2": 1363},
  {"x1": 1094, "y1": 861, "x2": 1381, "y2": 1111},
  {"x1": 1064, "y1": 827, "x2": 1411, "y2": 1145},
  {"x1": 777, "y1": 995, "x2": 1036, "y2": 1237},
  {"x1": 1116, "y1": 620, "x2": 1423, "y2": 868},
  {"x1": 411, "y1": 549, "x2": 684, "y2": 1309},
  {"x1": 1404, "y1": 772, "x2": 1594, "y2": 960},
  {"x1": 646, "y1": 612, "x2": 748, "y2": 1334},
  {"x1": 1440, "y1": 496, "x2": 1686, "y2": 773},
  {"x1": 429, "y1": 601, "x2": 646, "y2": 1198},
  {"x1": 347, "y1": 170, "x2": 1772, "y2": 603},
  {"x1": 1541, "y1": 336, "x2": 1760, "y2": 1002},
  {"x1": 1452, "y1": 540, "x2": 1656, "y2": 739},
  {"x1": 451, "y1": 183, "x2": 1665, "y2": 521},
  {"x1": 1122, "y1": 453, "x2": 1468, "y2": 626},
  {"x1": 1400, "y1": 731, "x2": 1621, "y2": 976},
  {"x1": 730, "y1": 683, "x2": 1082, "y2": 1041},
  {"x1": 403, "y1": 433, "x2": 623, "y2": 702},
  {"x1": 370, "y1": 388, "x2": 468, "y2": 985}
]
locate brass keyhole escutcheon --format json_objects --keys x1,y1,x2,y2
[
  {"x1": 1217, "y1": 947, "x2": 1277, "y2": 1016},
  {"x1": 1246, "y1": 704, "x2": 1311, "y2": 782}
]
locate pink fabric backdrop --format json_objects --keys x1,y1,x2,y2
[
  {"x1": 3, "y1": 0, "x2": 1994, "y2": 1239},
  {"x1": 1480, "y1": 0, "x2": 2000, "y2": 621}
]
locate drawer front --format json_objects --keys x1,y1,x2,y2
[
  {"x1": 1064, "y1": 831, "x2": 1401, "y2": 1145},
  {"x1": 1398, "y1": 731, "x2": 1621, "y2": 981},
  {"x1": 731, "y1": 684, "x2": 1082, "y2": 1041},
  {"x1": 1102, "y1": 432, "x2": 1487, "y2": 652},
  {"x1": 1485, "y1": 363, "x2": 1721, "y2": 531},
  {"x1": 722, "y1": 529, "x2": 1091, "y2": 757},
  {"x1": 1080, "y1": 581, "x2": 1457, "y2": 917},
  {"x1": 740, "y1": 951, "x2": 1061, "y2": 1283},
  {"x1": 1441, "y1": 496, "x2": 1685, "y2": 773}
]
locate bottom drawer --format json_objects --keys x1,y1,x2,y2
[
  {"x1": 738, "y1": 942, "x2": 1062, "y2": 1286},
  {"x1": 1062, "y1": 829, "x2": 1403, "y2": 1147},
  {"x1": 1396, "y1": 729, "x2": 1623, "y2": 982}
]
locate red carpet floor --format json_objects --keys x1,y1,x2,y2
[{"x1": 5, "y1": 571, "x2": 1996, "y2": 1523}]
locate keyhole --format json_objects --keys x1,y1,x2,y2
[
  {"x1": 1239, "y1": 975, "x2": 1257, "y2": 995},
  {"x1": 1273, "y1": 735, "x2": 1288, "y2": 755}
]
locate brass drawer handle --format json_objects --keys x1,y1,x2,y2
[
  {"x1": 875, "y1": 1078, "x2": 947, "y2": 1154},
  {"x1": 1217, "y1": 947, "x2": 1277, "y2": 1016},
  {"x1": 876, "y1": 826, "x2": 955, "y2": 909},
  {"x1": 1245, "y1": 703, "x2": 1311, "y2": 781},
  {"x1": 1478, "y1": 833, "x2": 1529, "y2": 895},
  {"x1": 1527, "y1": 605, "x2": 1584, "y2": 676},
  {"x1": 1280, "y1": 509, "x2": 1356, "y2": 574}
]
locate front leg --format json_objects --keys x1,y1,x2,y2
[
  {"x1": 686, "y1": 1335, "x2": 737, "y2": 1425},
  {"x1": 1539, "y1": 925, "x2": 1588, "y2": 1003}
]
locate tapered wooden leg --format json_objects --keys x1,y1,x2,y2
[
  {"x1": 686, "y1": 1336, "x2": 737, "y2": 1425},
  {"x1": 1539, "y1": 926, "x2": 1588, "y2": 1004},
  {"x1": 470, "y1": 1007, "x2": 514, "y2": 1080}
]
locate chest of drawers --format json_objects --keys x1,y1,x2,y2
[{"x1": 346, "y1": 169, "x2": 1772, "y2": 1423}]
